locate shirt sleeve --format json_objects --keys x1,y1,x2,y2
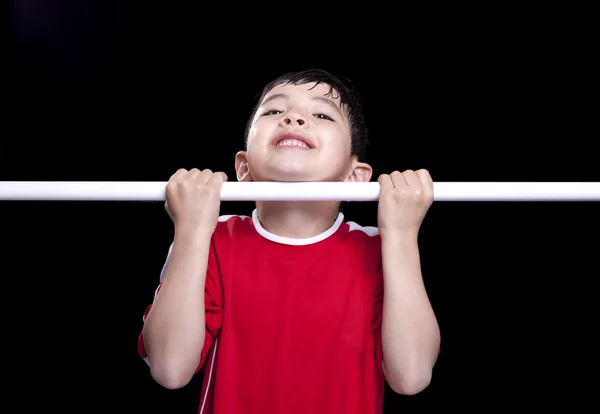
[{"x1": 137, "y1": 238, "x2": 224, "y2": 374}]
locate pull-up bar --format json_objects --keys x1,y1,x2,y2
[{"x1": 0, "y1": 181, "x2": 599, "y2": 201}]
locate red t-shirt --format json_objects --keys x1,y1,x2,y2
[{"x1": 138, "y1": 209, "x2": 385, "y2": 413}]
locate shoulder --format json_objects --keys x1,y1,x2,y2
[
  {"x1": 216, "y1": 213, "x2": 252, "y2": 227},
  {"x1": 211, "y1": 213, "x2": 255, "y2": 244},
  {"x1": 346, "y1": 216, "x2": 381, "y2": 242},
  {"x1": 342, "y1": 220, "x2": 380, "y2": 248},
  {"x1": 339, "y1": 219, "x2": 382, "y2": 260},
  {"x1": 344, "y1": 220, "x2": 380, "y2": 238},
  {"x1": 333, "y1": 219, "x2": 383, "y2": 281}
]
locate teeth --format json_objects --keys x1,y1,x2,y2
[{"x1": 277, "y1": 139, "x2": 310, "y2": 148}]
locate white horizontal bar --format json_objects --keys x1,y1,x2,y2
[{"x1": 0, "y1": 181, "x2": 599, "y2": 201}]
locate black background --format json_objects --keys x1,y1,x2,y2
[{"x1": 3, "y1": 1, "x2": 598, "y2": 412}]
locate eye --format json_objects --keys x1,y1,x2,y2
[
  {"x1": 314, "y1": 113, "x2": 334, "y2": 121},
  {"x1": 261, "y1": 109, "x2": 283, "y2": 116}
]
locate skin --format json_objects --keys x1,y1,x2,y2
[{"x1": 143, "y1": 81, "x2": 440, "y2": 395}]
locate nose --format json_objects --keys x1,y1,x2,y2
[{"x1": 280, "y1": 111, "x2": 306, "y2": 127}]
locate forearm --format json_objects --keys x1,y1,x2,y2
[
  {"x1": 380, "y1": 231, "x2": 440, "y2": 394},
  {"x1": 143, "y1": 227, "x2": 212, "y2": 388}
]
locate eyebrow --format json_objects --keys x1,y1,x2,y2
[{"x1": 261, "y1": 93, "x2": 343, "y2": 118}]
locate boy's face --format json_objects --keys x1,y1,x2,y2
[{"x1": 235, "y1": 82, "x2": 371, "y2": 183}]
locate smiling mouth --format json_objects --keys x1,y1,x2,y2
[{"x1": 276, "y1": 138, "x2": 311, "y2": 149}]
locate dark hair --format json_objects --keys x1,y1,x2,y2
[{"x1": 244, "y1": 68, "x2": 369, "y2": 162}]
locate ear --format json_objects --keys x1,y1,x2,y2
[
  {"x1": 345, "y1": 160, "x2": 373, "y2": 183},
  {"x1": 235, "y1": 151, "x2": 252, "y2": 182}
]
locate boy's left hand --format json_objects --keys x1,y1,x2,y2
[{"x1": 377, "y1": 169, "x2": 434, "y2": 238}]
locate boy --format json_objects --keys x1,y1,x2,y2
[{"x1": 138, "y1": 69, "x2": 440, "y2": 413}]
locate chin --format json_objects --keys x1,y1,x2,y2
[{"x1": 257, "y1": 168, "x2": 319, "y2": 182}]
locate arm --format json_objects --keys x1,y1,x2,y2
[
  {"x1": 380, "y1": 232, "x2": 440, "y2": 395},
  {"x1": 142, "y1": 167, "x2": 227, "y2": 389},
  {"x1": 142, "y1": 227, "x2": 213, "y2": 389},
  {"x1": 376, "y1": 169, "x2": 440, "y2": 395}
]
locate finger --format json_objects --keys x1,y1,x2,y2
[
  {"x1": 209, "y1": 171, "x2": 227, "y2": 184},
  {"x1": 416, "y1": 169, "x2": 434, "y2": 201},
  {"x1": 187, "y1": 168, "x2": 202, "y2": 181},
  {"x1": 208, "y1": 171, "x2": 227, "y2": 191},
  {"x1": 389, "y1": 170, "x2": 408, "y2": 188},
  {"x1": 377, "y1": 174, "x2": 394, "y2": 193},
  {"x1": 402, "y1": 169, "x2": 421, "y2": 187},
  {"x1": 198, "y1": 169, "x2": 214, "y2": 184},
  {"x1": 170, "y1": 168, "x2": 188, "y2": 181},
  {"x1": 416, "y1": 169, "x2": 433, "y2": 191}
]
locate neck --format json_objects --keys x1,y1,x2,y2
[{"x1": 255, "y1": 201, "x2": 341, "y2": 239}]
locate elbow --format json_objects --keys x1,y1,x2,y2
[
  {"x1": 142, "y1": 327, "x2": 204, "y2": 390},
  {"x1": 387, "y1": 371, "x2": 432, "y2": 395},
  {"x1": 150, "y1": 362, "x2": 195, "y2": 390},
  {"x1": 146, "y1": 346, "x2": 201, "y2": 390},
  {"x1": 384, "y1": 361, "x2": 433, "y2": 395}
]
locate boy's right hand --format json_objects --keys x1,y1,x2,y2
[{"x1": 164, "y1": 168, "x2": 228, "y2": 234}]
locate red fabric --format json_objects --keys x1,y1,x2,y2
[{"x1": 139, "y1": 212, "x2": 385, "y2": 414}]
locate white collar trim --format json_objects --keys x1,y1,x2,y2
[{"x1": 251, "y1": 209, "x2": 344, "y2": 246}]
